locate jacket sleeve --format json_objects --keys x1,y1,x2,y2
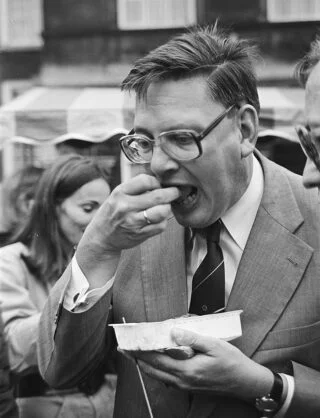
[
  {"x1": 37, "y1": 263, "x2": 114, "y2": 389},
  {"x1": 286, "y1": 361, "x2": 320, "y2": 417}
]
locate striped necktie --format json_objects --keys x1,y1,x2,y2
[{"x1": 189, "y1": 220, "x2": 225, "y2": 315}]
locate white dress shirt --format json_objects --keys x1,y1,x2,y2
[
  {"x1": 63, "y1": 155, "x2": 293, "y2": 415},
  {"x1": 187, "y1": 155, "x2": 264, "y2": 307}
]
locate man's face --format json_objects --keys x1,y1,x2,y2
[
  {"x1": 303, "y1": 61, "x2": 320, "y2": 188},
  {"x1": 134, "y1": 77, "x2": 252, "y2": 228}
]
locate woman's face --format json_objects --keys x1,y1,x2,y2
[{"x1": 57, "y1": 178, "x2": 111, "y2": 246}]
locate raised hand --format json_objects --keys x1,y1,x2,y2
[{"x1": 75, "y1": 174, "x2": 180, "y2": 287}]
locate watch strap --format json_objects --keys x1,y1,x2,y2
[
  {"x1": 255, "y1": 372, "x2": 284, "y2": 416},
  {"x1": 270, "y1": 372, "x2": 284, "y2": 403}
]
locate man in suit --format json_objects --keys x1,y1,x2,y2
[
  {"x1": 38, "y1": 26, "x2": 320, "y2": 417},
  {"x1": 295, "y1": 37, "x2": 320, "y2": 189}
]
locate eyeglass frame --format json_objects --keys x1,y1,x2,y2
[
  {"x1": 295, "y1": 124, "x2": 320, "y2": 172},
  {"x1": 119, "y1": 104, "x2": 236, "y2": 164}
]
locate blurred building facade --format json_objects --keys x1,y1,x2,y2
[
  {"x1": 0, "y1": 0, "x2": 43, "y2": 104},
  {"x1": 39, "y1": 0, "x2": 320, "y2": 88},
  {"x1": 1, "y1": 0, "x2": 319, "y2": 176},
  {"x1": 39, "y1": 0, "x2": 316, "y2": 175},
  {"x1": 1, "y1": 1, "x2": 319, "y2": 97}
]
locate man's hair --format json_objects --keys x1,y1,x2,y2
[
  {"x1": 295, "y1": 37, "x2": 320, "y2": 87},
  {"x1": 122, "y1": 24, "x2": 260, "y2": 113}
]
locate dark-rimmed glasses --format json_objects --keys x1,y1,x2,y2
[
  {"x1": 296, "y1": 124, "x2": 320, "y2": 172},
  {"x1": 119, "y1": 104, "x2": 235, "y2": 164}
]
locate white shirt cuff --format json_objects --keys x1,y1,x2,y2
[
  {"x1": 63, "y1": 255, "x2": 114, "y2": 312},
  {"x1": 274, "y1": 374, "x2": 295, "y2": 417}
]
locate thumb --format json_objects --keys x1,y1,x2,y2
[{"x1": 171, "y1": 327, "x2": 219, "y2": 354}]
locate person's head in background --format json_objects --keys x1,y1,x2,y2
[
  {"x1": 295, "y1": 37, "x2": 320, "y2": 188},
  {"x1": 11, "y1": 155, "x2": 111, "y2": 283},
  {"x1": 0, "y1": 166, "x2": 45, "y2": 244},
  {"x1": 120, "y1": 24, "x2": 260, "y2": 228},
  {"x1": 55, "y1": 132, "x2": 124, "y2": 190}
]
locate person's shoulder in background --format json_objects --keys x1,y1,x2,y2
[{"x1": 0, "y1": 166, "x2": 45, "y2": 248}]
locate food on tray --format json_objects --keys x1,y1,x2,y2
[{"x1": 110, "y1": 310, "x2": 242, "y2": 351}]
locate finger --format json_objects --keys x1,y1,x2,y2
[
  {"x1": 138, "y1": 359, "x2": 184, "y2": 388},
  {"x1": 171, "y1": 328, "x2": 221, "y2": 354},
  {"x1": 140, "y1": 220, "x2": 169, "y2": 236},
  {"x1": 129, "y1": 187, "x2": 180, "y2": 210},
  {"x1": 134, "y1": 350, "x2": 189, "y2": 376},
  {"x1": 134, "y1": 350, "x2": 175, "y2": 367},
  {"x1": 139, "y1": 204, "x2": 172, "y2": 225},
  {"x1": 164, "y1": 346, "x2": 195, "y2": 360},
  {"x1": 121, "y1": 174, "x2": 161, "y2": 195}
]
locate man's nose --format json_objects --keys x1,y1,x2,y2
[
  {"x1": 150, "y1": 144, "x2": 179, "y2": 176},
  {"x1": 302, "y1": 157, "x2": 320, "y2": 188}
]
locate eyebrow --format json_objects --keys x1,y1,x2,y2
[
  {"x1": 133, "y1": 127, "x2": 153, "y2": 137},
  {"x1": 134, "y1": 123, "x2": 204, "y2": 136}
]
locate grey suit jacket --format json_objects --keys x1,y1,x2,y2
[{"x1": 38, "y1": 154, "x2": 320, "y2": 418}]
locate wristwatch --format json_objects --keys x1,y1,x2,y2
[{"x1": 255, "y1": 372, "x2": 283, "y2": 418}]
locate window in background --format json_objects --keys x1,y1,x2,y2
[
  {"x1": 117, "y1": 0, "x2": 197, "y2": 30},
  {"x1": 267, "y1": 0, "x2": 320, "y2": 22},
  {"x1": 0, "y1": 0, "x2": 43, "y2": 49}
]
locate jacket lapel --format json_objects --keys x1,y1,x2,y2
[
  {"x1": 140, "y1": 217, "x2": 188, "y2": 322},
  {"x1": 228, "y1": 156, "x2": 313, "y2": 358}
]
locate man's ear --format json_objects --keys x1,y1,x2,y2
[{"x1": 237, "y1": 104, "x2": 259, "y2": 158}]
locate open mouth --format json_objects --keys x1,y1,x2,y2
[{"x1": 173, "y1": 185, "x2": 198, "y2": 206}]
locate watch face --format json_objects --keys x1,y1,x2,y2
[{"x1": 255, "y1": 396, "x2": 279, "y2": 412}]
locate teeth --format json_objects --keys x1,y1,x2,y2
[
  {"x1": 175, "y1": 187, "x2": 196, "y2": 205},
  {"x1": 178, "y1": 186, "x2": 193, "y2": 199},
  {"x1": 181, "y1": 193, "x2": 196, "y2": 204}
]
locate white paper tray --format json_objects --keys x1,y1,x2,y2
[{"x1": 110, "y1": 310, "x2": 243, "y2": 351}]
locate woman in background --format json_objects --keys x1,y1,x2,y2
[{"x1": 0, "y1": 155, "x2": 116, "y2": 418}]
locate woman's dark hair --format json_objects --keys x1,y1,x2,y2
[
  {"x1": 121, "y1": 24, "x2": 260, "y2": 113},
  {"x1": 12, "y1": 155, "x2": 110, "y2": 284}
]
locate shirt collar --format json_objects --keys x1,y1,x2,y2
[{"x1": 221, "y1": 155, "x2": 264, "y2": 251}]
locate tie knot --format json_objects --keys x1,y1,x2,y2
[{"x1": 206, "y1": 220, "x2": 222, "y2": 243}]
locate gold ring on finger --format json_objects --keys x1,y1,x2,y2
[{"x1": 143, "y1": 209, "x2": 152, "y2": 225}]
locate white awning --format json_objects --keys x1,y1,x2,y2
[
  {"x1": 258, "y1": 86, "x2": 305, "y2": 142},
  {"x1": 0, "y1": 86, "x2": 134, "y2": 146},
  {"x1": 0, "y1": 85, "x2": 304, "y2": 147}
]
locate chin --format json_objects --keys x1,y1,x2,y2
[{"x1": 172, "y1": 209, "x2": 202, "y2": 229}]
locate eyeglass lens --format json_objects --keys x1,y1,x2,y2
[{"x1": 122, "y1": 131, "x2": 200, "y2": 164}]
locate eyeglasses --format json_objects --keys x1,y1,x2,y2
[
  {"x1": 119, "y1": 104, "x2": 235, "y2": 164},
  {"x1": 295, "y1": 124, "x2": 320, "y2": 172}
]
